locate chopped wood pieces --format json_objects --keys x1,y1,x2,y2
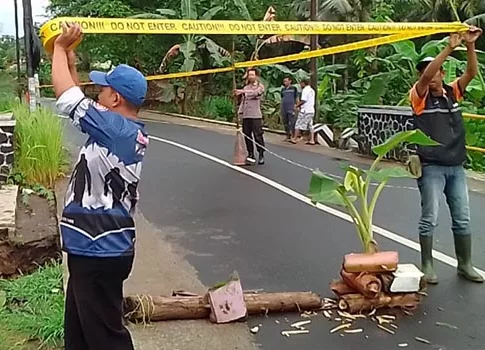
[
  {"x1": 337, "y1": 310, "x2": 357, "y2": 320},
  {"x1": 290, "y1": 320, "x2": 311, "y2": 329},
  {"x1": 435, "y1": 322, "x2": 458, "y2": 330},
  {"x1": 344, "y1": 328, "x2": 363, "y2": 334},
  {"x1": 415, "y1": 337, "x2": 431, "y2": 344},
  {"x1": 403, "y1": 309, "x2": 413, "y2": 316},
  {"x1": 281, "y1": 330, "x2": 309, "y2": 337},
  {"x1": 377, "y1": 324, "x2": 396, "y2": 335},
  {"x1": 376, "y1": 316, "x2": 391, "y2": 325},
  {"x1": 380, "y1": 314, "x2": 396, "y2": 320},
  {"x1": 330, "y1": 323, "x2": 352, "y2": 334}
]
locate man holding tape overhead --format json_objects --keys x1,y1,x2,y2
[
  {"x1": 235, "y1": 68, "x2": 266, "y2": 165},
  {"x1": 409, "y1": 26, "x2": 483, "y2": 284},
  {"x1": 52, "y1": 23, "x2": 148, "y2": 349}
]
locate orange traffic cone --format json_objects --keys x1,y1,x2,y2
[{"x1": 232, "y1": 129, "x2": 248, "y2": 166}]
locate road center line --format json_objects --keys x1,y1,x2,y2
[{"x1": 148, "y1": 134, "x2": 485, "y2": 277}]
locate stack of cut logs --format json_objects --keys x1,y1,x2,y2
[{"x1": 330, "y1": 251, "x2": 423, "y2": 314}]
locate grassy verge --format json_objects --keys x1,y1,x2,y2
[
  {"x1": 0, "y1": 72, "x2": 19, "y2": 113},
  {"x1": 0, "y1": 71, "x2": 67, "y2": 348},
  {"x1": 0, "y1": 263, "x2": 64, "y2": 349},
  {"x1": 11, "y1": 104, "x2": 69, "y2": 189}
]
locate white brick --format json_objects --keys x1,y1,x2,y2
[{"x1": 0, "y1": 185, "x2": 18, "y2": 234}]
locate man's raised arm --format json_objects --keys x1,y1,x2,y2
[
  {"x1": 458, "y1": 26, "x2": 483, "y2": 92},
  {"x1": 52, "y1": 23, "x2": 82, "y2": 98},
  {"x1": 67, "y1": 51, "x2": 81, "y2": 87}
]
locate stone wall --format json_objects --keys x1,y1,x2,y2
[
  {"x1": 357, "y1": 106, "x2": 415, "y2": 162},
  {"x1": 0, "y1": 114, "x2": 16, "y2": 184}
]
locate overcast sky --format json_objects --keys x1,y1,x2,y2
[{"x1": 0, "y1": 0, "x2": 50, "y2": 36}]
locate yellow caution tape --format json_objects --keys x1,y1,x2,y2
[
  {"x1": 466, "y1": 146, "x2": 485, "y2": 154},
  {"x1": 147, "y1": 67, "x2": 234, "y2": 81},
  {"x1": 463, "y1": 113, "x2": 485, "y2": 120},
  {"x1": 236, "y1": 31, "x2": 435, "y2": 68},
  {"x1": 38, "y1": 17, "x2": 484, "y2": 152},
  {"x1": 40, "y1": 16, "x2": 469, "y2": 53},
  {"x1": 146, "y1": 31, "x2": 435, "y2": 80},
  {"x1": 39, "y1": 31, "x2": 432, "y2": 87}
]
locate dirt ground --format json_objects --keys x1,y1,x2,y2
[
  {"x1": 13, "y1": 194, "x2": 58, "y2": 243},
  {"x1": 0, "y1": 193, "x2": 60, "y2": 278}
]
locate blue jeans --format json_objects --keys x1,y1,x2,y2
[
  {"x1": 417, "y1": 164, "x2": 471, "y2": 237},
  {"x1": 281, "y1": 110, "x2": 295, "y2": 137}
]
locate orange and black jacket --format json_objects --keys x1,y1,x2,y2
[{"x1": 409, "y1": 81, "x2": 466, "y2": 166}]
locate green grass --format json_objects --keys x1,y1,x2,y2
[
  {"x1": 198, "y1": 95, "x2": 234, "y2": 122},
  {"x1": 464, "y1": 119, "x2": 485, "y2": 172},
  {"x1": 0, "y1": 72, "x2": 19, "y2": 113},
  {"x1": 0, "y1": 263, "x2": 64, "y2": 348},
  {"x1": 13, "y1": 104, "x2": 69, "y2": 188},
  {"x1": 0, "y1": 323, "x2": 46, "y2": 350}
]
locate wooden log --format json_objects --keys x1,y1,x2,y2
[
  {"x1": 123, "y1": 295, "x2": 210, "y2": 322},
  {"x1": 340, "y1": 270, "x2": 382, "y2": 298},
  {"x1": 343, "y1": 251, "x2": 398, "y2": 273},
  {"x1": 379, "y1": 273, "x2": 395, "y2": 293},
  {"x1": 124, "y1": 291, "x2": 323, "y2": 322},
  {"x1": 338, "y1": 293, "x2": 391, "y2": 313},
  {"x1": 244, "y1": 292, "x2": 322, "y2": 314},
  {"x1": 338, "y1": 293, "x2": 421, "y2": 314},
  {"x1": 330, "y1": 279, "x2": 357, "y2": 296},
  {"x1": 389, "y1": 293, "x2": 422, "y2": 310}
]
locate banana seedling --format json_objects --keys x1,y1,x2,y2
[{"x1": 308, "y1": 130, "x2": 439, "y2": 253}]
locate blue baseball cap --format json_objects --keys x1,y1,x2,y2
[{"x1": 89, "y1": 64, "x2": 147, "y2": 107}]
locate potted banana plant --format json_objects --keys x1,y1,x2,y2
[
  {"x1": 309, "y1": 129, "x2": 439, "y2": 311},
  {"x1": 308, "y1": 129, "x2": 439, "y2": 262}
]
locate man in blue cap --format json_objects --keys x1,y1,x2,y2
[{"x1": 52, "y1": 23, "x2": 148, "y2": 349}]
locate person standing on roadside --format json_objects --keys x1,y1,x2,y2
[
  {"x1": 280, "y1": 76, "x2": 299, "y2": 141},
  {"x1": 292, "y1": 78, "x2": 315, "y2": 145},
  {"x1": 410, "y1": 26, "x2": 483, "y2": 284},
  {"x1": 52, "y1": 23, "x2": 149, "y2": 349},
  {"x1": 235, "y1": 68, "x2": 266, "y2": 165}
]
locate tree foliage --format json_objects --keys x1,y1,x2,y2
[{"x1": 20, "y1": 0, "x2": 483, "y2": 169}]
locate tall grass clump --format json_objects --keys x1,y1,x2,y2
[
  {"x1": 13, "y1": 104, "x2": 68, "y2": 188},
  {"x1": 0, "y1": 72, "x2": 18, "y2": 113},
  {"x1": 199, "y1": 95, "x2": 234, "y2": 122}
]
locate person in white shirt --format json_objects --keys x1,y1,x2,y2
[{"x1": 291, "y1": 78, "x2": 315, "y2": 145}]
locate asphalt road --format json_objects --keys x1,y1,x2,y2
[{"x1": 62, "y1": 116, "x2": 485, "y2": 350}]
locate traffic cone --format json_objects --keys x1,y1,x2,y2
[{"x1": 232, "y1": 129, "x2": 248, "y2": 166}]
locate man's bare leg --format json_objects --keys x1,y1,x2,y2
[{"x1": 291, "y1": 129, "x2": 301, "y2": 144}]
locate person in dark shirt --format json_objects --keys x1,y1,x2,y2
[
  {"x1": 280, "y1": 77, "x2": 299, "y2": 141},
  {"x1": 409, "y1": 26, "x2": 483, "y2": 284}
]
